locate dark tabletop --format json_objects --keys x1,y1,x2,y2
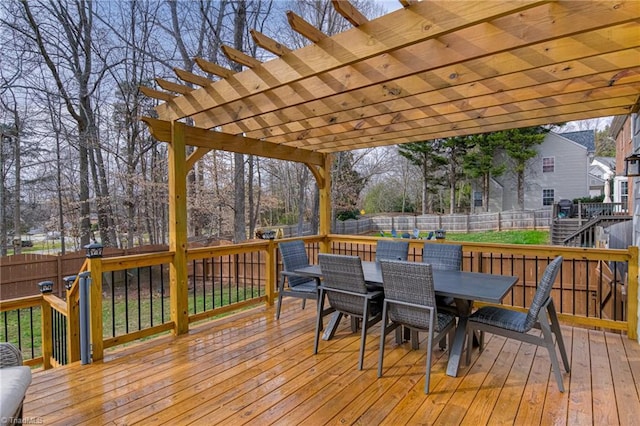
[{"x1": 294, "y1": 261, "x2": 518, "y2": 304}]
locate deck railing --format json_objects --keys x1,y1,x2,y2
[{"x1": 1, "y1": 235, "x2": 637, "y2": 369}]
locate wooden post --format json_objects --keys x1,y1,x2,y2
[
  {"x1": 265, "y1": 240, "x2": 276, "y2": 306},
  {"x1": 66, "y1": 285, "x2": 81, "y2": 363},
  {"x1": 318, "y1": 153, "x2": 332, "y2": 253},
  {"x1": 627, "y1": 245, "x2": 638, "y2": 340},
  {"x1": 169, "y1": 121, "x2": 189, "y2": 335},
  {"x1": 40, "y1": 296, "x2": 52, "y2": 369},
  {"x1": 87, "y1": 257, "x2": 104, "y2": 361}
]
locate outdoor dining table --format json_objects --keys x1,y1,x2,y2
[{"x1": 294, "y1": 261, "x2": 518, "y2": 377}]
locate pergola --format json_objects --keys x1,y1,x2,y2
[{"x1": 140, "y1": 0, "x2": 640, "y2": 334}]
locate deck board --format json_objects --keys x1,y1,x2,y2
[{"x1": 23, "y1": 303, "x2": 640, "y2": 425}]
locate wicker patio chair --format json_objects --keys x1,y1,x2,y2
[
  {"x1": 276, "y1": 240, "x2": 318, "y2": 319},
  {"x1": 421, "y1": 243, "x2": 463, "y2": 348},
  {"x1": 378, "y1": 260, "x2": 456, "y2": 394},
  {"x1": 468, "y1": 256, "x2": 570, "y2": 391},
  {"x1": 314, "y1": 254, "x2": 384, "y2": 370},
  {"x1": 422, "y1": 242, "x2": 462, "y2": 271},
  {"x1": 0, "y1": 342, "x2": 32, "y2": 424},
  {"x1": 375, "y1": 240, "x2": 409, "y2": 262}
]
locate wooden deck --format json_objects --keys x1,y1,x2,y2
[{"x1": 24, "y1": 303, "x2": 640, "y2": 425}]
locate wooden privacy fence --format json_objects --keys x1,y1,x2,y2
[
  {"x1": 334, "y1": 210, "x2": 552, "y2": 235},
  {"x1": 0, "y1": 245, "x2": 168, "y2": 300}
]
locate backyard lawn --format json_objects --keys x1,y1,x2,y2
[{"x1": 443, "y1": 230, "x2": 550, "y2": 245}]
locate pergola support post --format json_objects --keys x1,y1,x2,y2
[
  {"x1": 169, "y1": 121, "x2": 189, "y2": 335},
  {"x1": 318, "y1": 153, "x2": 332, "y2": 253}
]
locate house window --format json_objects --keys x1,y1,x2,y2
[
  {"x1": 542, "y1": 157, "x2": 555, "y2": 173},
  {"x1": 473, "y1": 191, "x2": 482, "y2": 207},
  {"x1": 542, "y1": 189, "x2": 555, "y2": 206},
  {"x1": 620, "y1": 180, "x2": 628, "y2": 205}
]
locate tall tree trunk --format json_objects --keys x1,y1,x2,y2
[
  {"x1": 296, "y1": 166, "x2": 309, "y2": 236},
  {"x1": 232, "y1": 0, "x2": 247, "y2": 243},
  {"x1": 483, "y1": 172, "x2": 490, "y2": 213},
  {"x1": 0, "y1": 131, "x2": 6, "y2": 257},
  {"x1": 517, "y1": 172, "x2": 525, "y2": 210},
  {"x1": 233, "y1": 153, "x2": 246, "y2": 242}
]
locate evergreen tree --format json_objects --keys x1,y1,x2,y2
[
  {"x1": 501, "y1": 126, "x2": 550, "y2": 210},
  {"x1": 397, "y1": 141, "x2": 447, "y2": 214},
  {"x1": 441, "y1": 136, "x2": 474, "y2": 214},
  {"x1": 463, "y1": 133, "x2": 506, "y2": 212}
]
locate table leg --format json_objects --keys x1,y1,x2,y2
[
  {"x1": 446, "y1": 315, "x2": 468, "y2": 377},
  {"x1": 446, "y1": 298, "x2": 474, "y2": 377},
  {"x1": 322, "y1": 312, "x2": 343, "y2": 340}
]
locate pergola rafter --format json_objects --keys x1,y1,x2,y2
[{"x1": 139, "y1": 0, "x2": 640, "y2": 336}]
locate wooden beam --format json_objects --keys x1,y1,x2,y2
[
  {"x1": 269, "y1": 69, "x2": 640, "y2": 145},
  {"x1": 221, "y1": 45, "x2": 261, "y2": 69},
  {"x1": 168, "y1": 121, "x2": 189, "y2": 336},
  {"x1": 331, "y1": 0, "x2": 368, "y2": 27},
  {"x1": 317, "y1": 104, "x2": 633, "y2": 152},
  {"x1": 156, "y1": 78, "x2": 192, "y2": 95},
  {"x1": 311, "y1": 94, "x2": 637, "y2": 149},
  {"x1": 139, "y1": 86, "x2": 174, "y2": 102},
  {"x1": 318, "y1": 154, "x2": 332, "y2": 252},
  {"x1": 87, "y1": 258, "x2": 104, "y2": 361},
  {"x1": 286, "y1": 11, "x2": 327, "y2": 43},
  {"x1": 195, "y1": 58, "x2": 234, "y2": 79},
  {"x1": 631, "y1": 94, "x2": 640, "y2": 114},
  {"x1": 198, "y1": 18, "x2": 640, "y2": 137},
  {"x1": 250, "y1": 29, "x2": 291, "y2": 57},
  {"x1": 141, "y1": 117, "x2": 324, "y2": 166},
  {"x1": 186, "y1": 147, "x2": 211, "y2": 170},
  {"x1": 174, "y1": 68, "x2": 213, "y2": 87},
  {"x1": 156, "y1": 1, "x2": 551, "y2": 120},
  {"x1": 191, "y1": 7, "x2": 640, "y2": 135}
]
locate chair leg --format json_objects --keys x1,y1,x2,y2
[
  {"x1": 314, "y1": 290, "x2": 326, "y2": 355},
  {"x1": 302, "y1": 299, "x2": 306, "y2": 310},
  {"x1": 378, "y1": 302, "x2": 389, "y2": 377},
  {"x1": 411, "y1": 330, "x2": 419, "y2": 350},
  {"x1": 394, "y1": 326, "x2": 403, "y2": 344},
  {"x1": 547, "y1": 300, "x2": 570, "y2": 372},
  {"x1": 358, "y1": 302, "x2": 370, "y2": 370},
  {"x1": 276, "y1": 276, "x2": 286, "y2": 319},
  {"x1": 540, "y1": 320, "x2": 565, "y2": 392},
  {"x1": 424, "y1": 319, "x2": 435, "y2": 394}
]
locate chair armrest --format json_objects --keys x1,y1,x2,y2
[
  {"x1": 0, "y1": 342, "x2": 23, "y2": 367},
  {"x1": 281, "y1": 270, "x2": 306, "y2": 278}
]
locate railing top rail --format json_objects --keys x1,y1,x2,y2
[
  {"x1": 99, "y1": 251, "x2": 175, "y2": 272},
  {"x1": 326, "y1": 234, "x2": 635, "y2": 262},
  {"x1": 0, "y1": 294, "x2": 42, "y2": 312},
  {"x1": 188, "y1": 242, "x2": 268, "y2": 260}
]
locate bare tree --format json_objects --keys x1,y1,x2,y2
[{"x1": 11, "y1": 0, "x2": 118, "y2": 246}]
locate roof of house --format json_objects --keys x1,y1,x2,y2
[
  {"x1": 560, "y1": 130, "x2": 596, "y2": 152},
  {"x1": 592, "y1": 156, "x2": 616, "y2": 170}
]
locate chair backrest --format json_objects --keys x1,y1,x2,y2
[
  {"x1": 279, "y1": 240, "x2": 311, "y2": 287},
  {"x1": 422, "y1": 243, "x2": 462, "y2": 271},
  {"x1": 379, "y1": 260, "x2": 437, "y2": 330},
  {"x1": 524, "y1": 256, "x2": 563, "y2": 330},
  {"x1": 376, "y1": 240, "x2": 409, "y2": 261},
  {"x1": 318, "y1": 254, "x2": 369, "y2": 316}
]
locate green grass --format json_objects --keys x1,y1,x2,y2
[
  {"x1": 378, "y1": 230, "x2": 549, "y2": 245},
  {"x1": 443, "y1": 230, "x2": 549, "y2": 245},
  {"x1": 2, "y1": 286, "x2": 264, "y2": 362}
]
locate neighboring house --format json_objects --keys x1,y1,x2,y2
[
  {"x1": 590, "y1": 156, "x2": 616, "y2": 198},
  {"x1": 610, "y1": 114, "x2": 639, "y2": 244},
  {"x1": 482, "y1": 131, "x2": 592, "y2": 212}
]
